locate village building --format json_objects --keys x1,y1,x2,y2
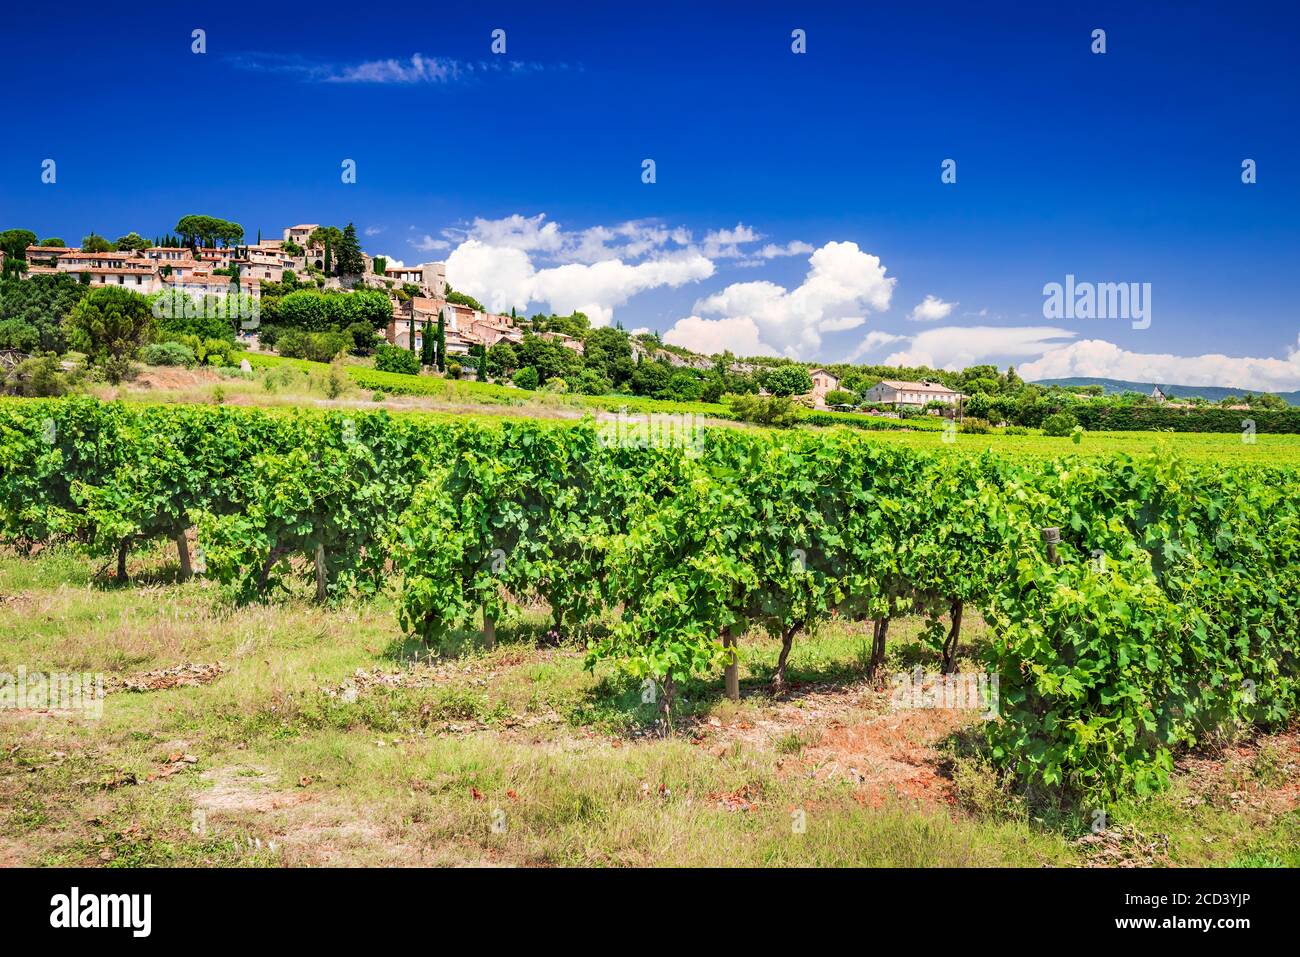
[
  {"x1": 25, "y1": 245, "x2": 75, "y2": 267},
  {"x1": 282, "y1": 224, "x2": 318, "y2": 248},
  {"x1": 806, "y1": 368, "x2": 841, "y2": 409},
  {"x1": 863, "y1": 379, "x2": 964, "y2": 410},
  {"x1": 384, "y1": 262, "x2": 446, "y2": 297},
  {"x1": 386, "y1": 296, "x2": 523, "y2": 355}
]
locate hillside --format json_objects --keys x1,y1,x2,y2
[{"x1": 1032, "y1": 376, "x2": 1300, "y2": 405}]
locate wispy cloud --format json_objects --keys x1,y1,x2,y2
[
  {"x1": 410, "y1": 234, "x2": 450, "y2": 253},
  {"x1": 227, "y1": 52, "x2": 562, "y2": 85}
]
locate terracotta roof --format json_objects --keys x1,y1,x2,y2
[
  {"x1": 58, "y1": 250, "x2": 144, "y2": 261},
  {"x1": 80, "y1": 267, "x2": 160, "y2": 276},
  {"x1": 163, "y1": 274, "x2": 259, "y2": 288}
]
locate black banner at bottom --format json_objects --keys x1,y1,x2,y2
[{"x1": 0, "y1": 866, "x2": 1278, "y2": 942}]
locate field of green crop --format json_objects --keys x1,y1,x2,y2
[{"x1": 2, "y1": 397, "x2": 1297, "y2": 869}]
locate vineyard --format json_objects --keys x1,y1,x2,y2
[{"x1": 2, "y1": 396, "x2": 1298, "y2": 801}]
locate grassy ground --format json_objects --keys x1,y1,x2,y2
[{"x1": 2, "y1": 545, "x2": 1295, "y2": 868}]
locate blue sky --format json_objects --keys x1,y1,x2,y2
[{"x1": 3, "y1": 1, "x2": 1298, "y2": 387}]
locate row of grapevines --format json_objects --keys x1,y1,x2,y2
[{"x1": 2, "y1": 398, "x2": 1297, "y2": 798}]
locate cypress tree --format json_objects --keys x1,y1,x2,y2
[
  {"x1": 421, "y1": 319, "x2": 435, "y2": 366},
  {"x1": 435, "y1": 312, "x2": 447, "y2": 372},
  {"x1": 323, "y1": 237, "x2": 332, "y2": 276},
  {"x1": 477, "y1": 347, "x2": 489, "y2": 382}
]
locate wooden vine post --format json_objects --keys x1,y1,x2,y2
[
  {"x1": 1040, "y1": 527, "x2": 1062, "y2": 566},
  {"x1": 722, "y1": 626, "x2": 739, "y2": 701}
]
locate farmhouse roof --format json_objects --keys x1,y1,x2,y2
[{"x1": 878, "y1": 379, "x2": 959, "y2": 394}]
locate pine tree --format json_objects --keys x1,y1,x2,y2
[
  {"x1": 435, "y1": 312, "x2": 447, "y2": 372},
  {"x1": 336, "y1": 223, "x2": 365, "y2": 277}
]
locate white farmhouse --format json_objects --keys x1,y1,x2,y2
[{"x1": 863, "y1": 379, "x2": 964, "y2": 409}]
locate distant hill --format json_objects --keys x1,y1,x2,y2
[{"x1": 1031, "y1": 376, "x2": 1300, "y2": 406}]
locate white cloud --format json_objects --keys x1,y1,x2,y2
[
  {"x1": 445, "y1": 238, "x2": 714, "y2": 325},
  {"x1": 229, "y1": 52, "x2": 551, "y2": 85},
  {"x1": 410, "y1": 234, "x2": 450, "y2": 253},
  {"x1": 663, "y1": 316, "x2": 778, "y2": 357},
  {"x1": 700, "y1": 224, "x2": 761, "y2": 259},
  {"x1": 668, "y1": 241, "x2": 895, "y2": 358},
  {"x1": 364, "y1": 225, "x2": 384, "y2": 237},
  {"x1": 441, "y1": 214, "x2": 679, "y2": 265},
  {"x1": 883, "y1": 326, "x2": 1076, "y2": 370},
  {"x1": 758, "y1": 240, "x2": 815, "y2": 259},
  {"x1": 527, "y1": 254, "x2": 715, "y2": 325},
  {"x1": 377, "y1": 254, "x2": 405, "y2": 268},
  {"x1": 909, "y1": 295, "x2": 958, "y2": 322},
  {"x1": 1019, "y1": 336, "x2": 1300, "y2": 393},
  {"x1": 844, "y1": 330, "x2": 909, "y2": 363}
]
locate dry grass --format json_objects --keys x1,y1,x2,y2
[{"x1": 2, "y1": 547, "x2": 1296, "y2": 868}]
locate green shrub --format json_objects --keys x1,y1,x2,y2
[
  {"x1": 139, "y1": 342, "x2": 196, "y2": 367},
  {"x1": 374, "y1": 344, "x2": 420, "y2": 375},
  {"x1": 959, "y1": 417, "x2": 991, "y2": 434},
  {"x1": 279, "y1": 329, "x2": 350, "y2": 364},
  {"x1": 513, "y1": 366, "x2": 539, "y2": 391},
  {"x1": 1041, "y1": 411, "x2": 1079, "y2": 437},
  {"x1": 1, "y1": 354, "x2": 72, "y2": 397},
  {"x1": 727, "y1": 393, "x2": 802, "y2": 428}
]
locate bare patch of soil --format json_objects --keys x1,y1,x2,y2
[
  {"x1": 130, "y1": 366, "x2": 221, "y2": 390},
  {"x1": 106, "y1": 661, "x2": 224, "y2": 694},
  {"x1": 687, "y1": 680, "x2": 976, "y2": 809},
  {"x1": 1174, "y1": 726, "x2": 1300, "y2": 816}
]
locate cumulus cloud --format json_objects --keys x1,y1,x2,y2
[
  {"x1": 663, "y1": 241, "x2": 895, "y2": 358},
  {"x1": 909, "y1": 295, "x2": 958, "y2": 322},
  {"x1": 445, "y1": 238, "x2": 713, "y2": 325},
  {"x1": 883, "y1": 326, "x2": 1076, "y2": 370},
  {"x1": 526, "y1": 254, "x2": 715, "y2": 325},
  {"x1": 663, "y1": 316, "x2": 778, "y2": 357},
  {"x1": 1019, "y1": 336, "x2": 1300, "y2": 393},
  {"x1": 844, "y1": 330, "x2": 909, "y2": 363},
  {"x1": 439, "y1": 215, "x2": 811, "y2": 269}
]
